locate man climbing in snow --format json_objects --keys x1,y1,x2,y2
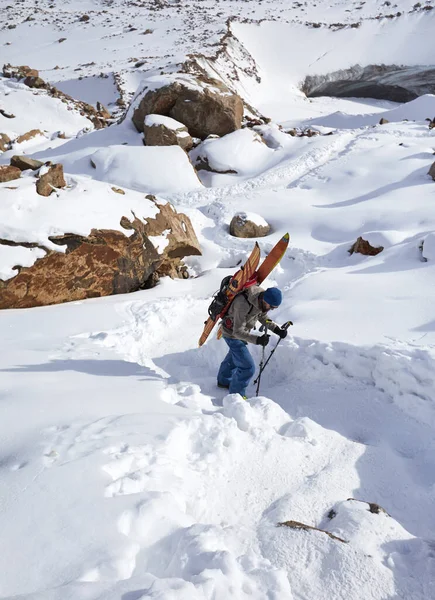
[{"x1": 217, "y1": 286, "x2": 288, "y2": 398}]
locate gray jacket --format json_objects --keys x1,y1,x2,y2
[{"x1": 221, "y1": 285, "x2": 278, "y2": 344}]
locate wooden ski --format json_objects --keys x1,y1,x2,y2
[
  {"x1": 215, "y1": 232, "x2": 290, "y2": 340},
  {"x1": 198, "y1": 243, "x2": 261, "y2": 346}
]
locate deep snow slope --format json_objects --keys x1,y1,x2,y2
[{"x1": 1, "y1": 0, "x2": 435, "y2": 599}]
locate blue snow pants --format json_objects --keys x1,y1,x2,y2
[{"x1": 217, "y1": 337, "x2": 256, "y2": 397}]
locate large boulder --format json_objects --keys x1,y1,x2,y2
[
  {"x1": 132, "y1": 75, "x2": 243, "y2": 139},
  {"x1": 0, "y1": 202, "x2": 201, "y2": 309},
  {"x1": 143, "y1": 114, "x2": 193, "y2": 151},
  {"x1": 10, "y1": 155, "x2": 44, "y2": 171}
]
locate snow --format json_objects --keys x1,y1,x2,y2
[
  {"x1": 145, "y1": 114, "x2": 187, "y2": 131},
  {"x1": 89, "y1": 145, "x2": 202, "y2": 194},
  {"x1": 1, "y1": 0, "x2": 435, "y2": 599}
]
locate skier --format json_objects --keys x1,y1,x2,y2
[{"x1": 217, "y1": 286, "x2": 288, "y2": 398}]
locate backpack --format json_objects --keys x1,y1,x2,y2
[{"x1": 207, "y1": 275, "x2": 233, "y2": 321}]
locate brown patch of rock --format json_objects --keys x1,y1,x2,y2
[
  {"x1": 144, "y1": 115, "x2": 193, "y2": 151},
  {"x1": 428, "y1": 162, "x2": 435, "y2": 180},
  {"x1": 36, "y1": 164, "x2": 67, "y2": 196},
  {"x1": 0, "y1": 165, "x2": 21, "y2": 183},
  {"x1": 0, "y1": 133, "x2": 11, "y2": 152},
  {"x1": 16, "y1": 129, "x2": 44, "y2": 144},
  {"x1": 230, "y1": 213, "x2": 270, "y2": 238},
  {"x1": 349, "y1": 236, "x2": 384, "y2": 256}
]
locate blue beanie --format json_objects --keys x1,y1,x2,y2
[{"x1": 263, "y1": 287, "x2": 282, "y2": 307}]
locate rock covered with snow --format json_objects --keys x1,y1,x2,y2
[
  {"x1": 143, "y1": 114, "x2": 193, "y2": 151},
  {"x1": 132, "y1": 73, "x2": 243, "y2": 139},
  {"x1": 36, "y1": 163, "x2": 66, "y2": 196},
  {"x1": 229, "y1": 211, "x2": 271, "y2": 238},
  {"x1": 191, "y1": 128, "x2": 274, "y2": 176},
  {"x1": 421, "y1": 233, "x2": 435, "y2": 261},
  {"x1": 90, "y1": 145, "x2": 201, "y2": 195}
]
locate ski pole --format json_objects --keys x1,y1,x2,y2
[
  {"x1": 255, "y1": 323, "x2": 268, "y2": 397},
  {"x1": 254, "y1": 320, "x2": 293, "y2": 396}
]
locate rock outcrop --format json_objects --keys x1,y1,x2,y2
[
  {"x1": 10, "y1": 156, "x2": 44, "y2": 171},
  {"x1": 36, "y1": 164, "x2": 67, "y2": 196},
  {"x1": 0, "y1": 165, "x2": 21, "y2": 183},
  {"x1": 132, "y1": 75, "x2": 243, "y2": 139},
  {"x1": 229, "y1": 212, "x2": 271, "y2": 238},
  {"x1": 0, "y1": 201, "x2": 201, "y2": 309},
  {"x1": 349, "y1": 236, "x2": 384, "y2": 256},
  {"x1": 0, "y1": 133, "x2": 11, "y2": 152},
  {"x1": 143, "y1": 114, "x2": 193, "y2": 151}
]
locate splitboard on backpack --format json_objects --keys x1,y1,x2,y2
[{"x1": 198, "y1": 233, "x2": 289, "y2": 346}]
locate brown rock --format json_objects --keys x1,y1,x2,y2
[
  {"x1": 143, "y1": 197, "x2": 202, "y2": 259},
  {"x1": 3, "y1": 64, "x2": 39, "y2": 79},
  {"x1": 132, "y1": 77, "x2": 243, "y2": 140},
  {"x1": 143, "y1": 115, "x2": 193, "y2": 151},
  {"x1": 36, "y1": 164, "x2": 67, "y2": 196},
  {"x1": 111, "y1": 186, "x2": 125, "y2": 195},
  {"x1": 0, "y1": 202, "x2": 202, "y2": 309},
  {"x1": 0, "y1": 165, "x2": 21, "y2": 183},
  {"x1": 0, "y1": 133, "x2": 11, "y2": 152},
  {"x1": 379, "y1": 118, "x2": 390, "y2": 125},
  {"x1": 429, "y1": 118, "x2": 435, "y2": 130},
  {"x1": 23, "y1": 76, "x2": 47, "y2": 89},
  {"x1": 79, "y1": 14, "x2": 90, "y2": 22},
  {"x1": 349, "y1": 236, "x2": 384, "y2": 256},
  {"x1": 16, "y1": 129, "x2": 44, "y2": 144},
  {"x1": 0, "y1": 224, "x2": 162, "y2": 309},
  {"x1": 96, "y1": 102, "x2": 111, "y2": 119},
  {"x1": 428, "y1": 162, "x2": 435, "y2": 180},
  {"x1": 229, "y1": 213, "x2": 270, "y2": 238},
  {"x1": 10, "y1": 155, "x2": 44, "y2": 171}
]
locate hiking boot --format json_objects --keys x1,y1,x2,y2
[{"x1": 217, "y1": 381, "x2": 229, "y2": 389}]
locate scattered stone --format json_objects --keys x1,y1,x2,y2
[
  {"x1": 278, "y1": 521, "x2": 348, "y2": 544},
  {"x1": 0, "y1": 133, "x2": 11, "y2": 152},
  {"x1": 0, "y1": 165, "x2": 21, "y2": 183},
  {"x1": 0, "y1": 109, "x2": 15, "y2": 119},
  {"x1": 132, "y1": 75, "x2": 243, "y2": 139},
  {"x1": 379, "y1": 118, "x2": 390, "y2": 125},
  {"x1": 10, "y1": 155, "x2": 44, "y2": 171},
  {"x1": 16, "y1": 129, "x2": 44, "y2": 144},
  {"x1": 349, "y1": 236, "x2": 384, "y2": 256},
  {"x1": 428, "y1": 162, "x2": 435, "y2": 180},
  {"x1": 143, "y1": 114, "x2": 193, "y2": 151},
  {"x1": 229, "y1": 212, "x2": 271, "y2": 238},
  {"x1": 58, "y1": 38, "x2": 67, "y2": 43},
  {"x1": 36, "y1": 163, "x2": 66, "y2": 196},
  {"x1": 346, "y1": 498, "x2": 389, "y2": 515},
  {"x1": 79, "y1": 14, "x2": 90, "y2": 22},
  {"x1": 111, "y1": 186, "x2": 125, "y2": 195}
]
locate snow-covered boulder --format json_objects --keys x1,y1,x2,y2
[
  {"x1": 229, "y1": 211, "x2": 271, "y2": 238},
  {"x1": 191, "y1": 128, "x2": 274, "y2": 176},
  {"x1": 90, "y1": 145, "x2": 201, "y2": 195},
  {"x1": 144, "y1": 114, "x2": 193, "y2": 151},
  {"x1": 132, "y1": 73, "x2": 243, "y2": 139}
]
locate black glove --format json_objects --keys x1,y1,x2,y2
[
  {"x1": 256, "y1": 334, "x2": 270, "y2": 347},
  {"x1": 275, "y1": 326, "x2": 288, "y2": 339}
]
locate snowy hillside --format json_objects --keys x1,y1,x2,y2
[{"x1": 1, "y1": 0, "x2": 435, "y2": 599}]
